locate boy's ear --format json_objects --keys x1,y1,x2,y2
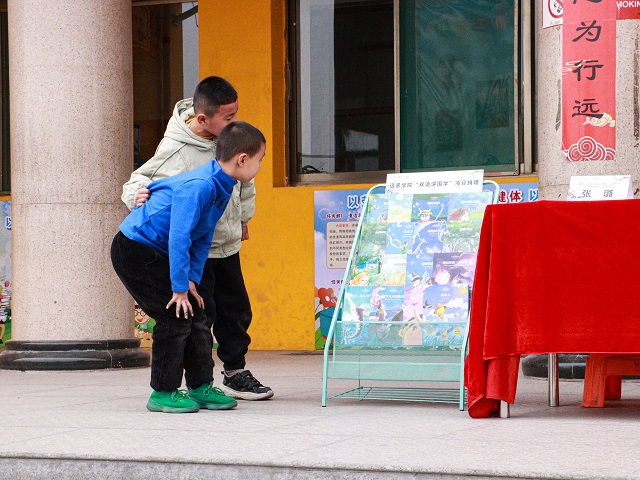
[
  {"x1": 196, "y1": 113, "x2": 207, "y2": 125},
  {"x1": 237, "y1": 153, "x2": 247, "y2": 166}
]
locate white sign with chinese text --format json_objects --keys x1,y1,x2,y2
[
  {"x1": 567, "y1": 175, "x2": 633, "y2": 201},
  {"x1": 386, "y1": 170, "x2": 484, "y2": 194}
]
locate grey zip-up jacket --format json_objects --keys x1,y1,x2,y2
[{"x1": 121, "y1": 98, "x2": 256, "y2": 259}]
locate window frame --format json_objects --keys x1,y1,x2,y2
[
  {"x1": 286, "y1": 0, "x2": 534, "y2": 186},
  {"x1": 287, "y1": 0, "x2": 396, "y2": 186}
]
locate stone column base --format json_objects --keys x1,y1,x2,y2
[{"x1": 0, "y1": 339, "x2": 150, "y2": 370}]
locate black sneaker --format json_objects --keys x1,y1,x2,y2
[{"x1": 220, "y1": 370, "x2": 274, "y2": 400}]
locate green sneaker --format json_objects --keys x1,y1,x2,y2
[
  {"x1": 189, "y1": 382, "x2": 238, "y2": 410},
  {"x1": 146, "y1": 389, "x2": 200, "y2": 413}
]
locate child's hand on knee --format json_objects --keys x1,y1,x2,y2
[
  {"x1": 188, "y1": 280, "x2": 204, "y2": 310},
  {"x1": 167, "y1": 291, "x2": 193, "y2": 319}
]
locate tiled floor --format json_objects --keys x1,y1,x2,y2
[{"x1": 1, "y1": 351, "x2": 640, "y2": 479}]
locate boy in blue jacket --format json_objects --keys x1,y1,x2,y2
[{"x1": 111, "y1": 121, "x2": 265, "y2": 413}]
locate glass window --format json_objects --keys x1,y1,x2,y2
[
  {"x1": 289, "y1": 0, "x2": 395, "y2": 185},
  {"x1": 132, "y1": 1, "x2": 199, "y2": 169},
  {"x1": 400, "y1": 0, "x2": 519, "y2": 174}
]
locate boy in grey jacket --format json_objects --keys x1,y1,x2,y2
[{"x1": 122, "y1": 76, "x2": 273, "y2": 400}]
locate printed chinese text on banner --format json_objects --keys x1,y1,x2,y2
[{"x1": 562, "y1": 0, "x2": 616, "y2": 162}]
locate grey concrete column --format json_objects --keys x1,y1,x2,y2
[
  {"x1": 537, "y1": 4, "x2": 640, "y2": 200},
  {"x1": 0, "y1": 0, "x2": 149, "y2": 369}
]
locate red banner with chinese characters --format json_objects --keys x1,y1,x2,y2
[{"x1": 562, "y1": 0, "x2": 617, "y2": 161}]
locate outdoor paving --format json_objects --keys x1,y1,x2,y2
[{"x1": 1, "y1": 350, "x2": 640, "y2": 479}]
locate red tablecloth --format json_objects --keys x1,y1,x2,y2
[{"x1": 464, "y1": 199, "x2": 640, "y2": 418}]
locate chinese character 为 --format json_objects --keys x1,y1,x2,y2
[
  {"x1": 572, "y1": 99, "x2": 603, "y2": 118},
  {"x1": 572, "y1": 60, "x2": 603, "y2": 81},
  {"x1": 573, "y1": 20, "x2": 602, "y2": 43}
]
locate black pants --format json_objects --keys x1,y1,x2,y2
[
  {"x1": 200, "y1": 253, "x2": 252, "y2": 371},
  {"x1": 111, "y1": 231, "x2": 213, "y2": 391}
]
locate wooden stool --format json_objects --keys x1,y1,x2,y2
[{"x1": 581, "y1": 353, "x2": 640, "y2": 408}]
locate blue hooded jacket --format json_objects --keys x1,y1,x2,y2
[{"x1": 120, "y1": 159, "x2": 236, "y2": 292}]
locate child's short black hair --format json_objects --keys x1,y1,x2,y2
[
  {"x1": 193, "y1": 76, "x2": 238, "y2": 116},
  {"x1": 216, "y1": 121, "x2": 266, "y2": 162}
]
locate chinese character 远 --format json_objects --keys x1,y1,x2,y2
[{"x1": 572, "y1": 99, "x2": 603, "y2": 118}]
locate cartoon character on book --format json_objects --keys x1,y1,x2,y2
[
  {"x1": 343, "y1": 306, "x2": 368, "y2": 344},
  {"x1": 448, "y1": 207, "x2": 469, "y2": 222},
  {"x1": 369, "y1": 287, "x2": 403, "y2": 344},
  {"x1": 439, "y1": 327, "x2": 449, "y2": 345},
  {"x1": 431, "y1": 303, "x2": 447, "y2": 319},
  {"x1": 369, "y1": 288, "x2": 386, "y2": 323},
  {"x1": 385, "y1": 271, "x2": 406, "y2": 286},
  {"x1": 399, "y1": 308, "x2": 424, "y2": 346},
  {"x1": 431, "y1": 264, "x2": 452, "y2": 285},
  {"x1": 350, "y1": 272, "x2": 371, "y2": 286},
  {"x1": 423, "y1": 325, "x2": 439, "y2": 347},
  {"x1": 431, "y1": 253, "x2": 476, "y2": 286},
  {"x1": 448, "y1": 252, "x2": 476, "y2": 285},
  {"x1": 387, "y1": 236, "x2": 409, "y2": 254},
  {"x1": 418, "y1": 204, "x2": 446, "y2": 224}
]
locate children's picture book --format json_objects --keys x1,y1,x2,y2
[
  {"x1": 342, "y1": 286, "x2": 373, "y2": 322},
  {"x1": 422, "y1": 322, "x2": 467, "y2": 349},
  {"x1": 335, "y1": 188, "x2": 492, "y2": 349},
  {"x1": 442, "y1": 192, "x2": 493, "y2": 252},
  {"x1": 422, "y1": 284, "x2": 469, "y2": 322},
  {"x1": 405, "y1": 253, "x2": 434, "y2": 286},
  {"x1": 381, "y1": 254, "x2": 407, "y2": 286},
  {"x1": 365, "y1": 193, "x2": 389, "y2": 224},
  {"x1": 337, "y1": 321, "x2": 370, "y2": 346},
  {"x1": 446, "y1": 192, "x2": 493, "y2": 222},
  {"x1": 339, "y1": 286, "x2": 373, "y2": 345},
  {"x1": 411, "y1": 194, "x2": 449, "y2": 223},
  {"x1": 367, "y1": 286, "x2": 405, "y2": 346},
  {"x1": 387, "y1": 193, "x2": 414, "y2": 223},
  {"x1": 431, "y1": 252, "x2": 478, "y2": 286},
  {"x1": 412, "y1": 220, "x2": 446, "y2": 254},
  {"x1": 349, "y1": 256, "x2": 382, "y2": 286},
  {"x1": 386, "y1": 222, "x2": 414, "y2": 254},
  {"x1": 357, "y1": 223, "x2": 387, "y2": 259},
  {"x1": 369, "y1": 286, "x2": 405, "y2": 322},
  {"x1": 402, "y1": 285, "x2": 425, "y2": 322},
  {"x1": 399, "y1": 322, "x2": 425, "y2": 346}
]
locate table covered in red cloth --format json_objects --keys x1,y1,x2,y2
[{"x1": 464, "y1": 199, "x2": 640, "y2": 418}]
